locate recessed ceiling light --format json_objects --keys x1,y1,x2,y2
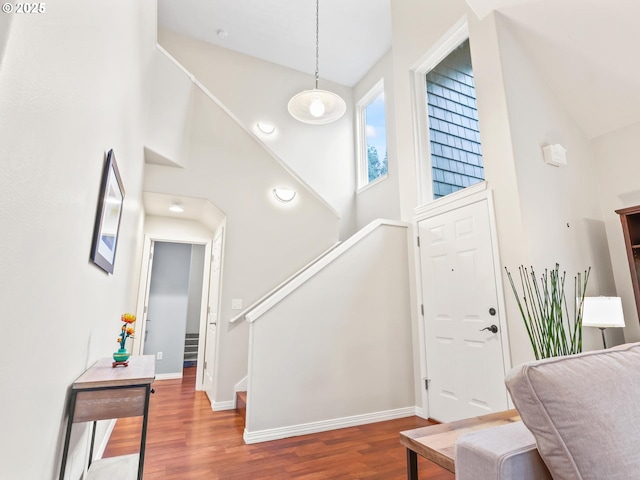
[
  {"x1": 273, "y1": 188, "x2": 296, "y2": 203},
  {"x1": 257, "y1": 122, "x2": 276, "y2": 135},
  {"x1": 169, "y1": 202, "x2": 184, "y2": 213}
]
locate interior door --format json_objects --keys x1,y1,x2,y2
[
  {"x1": 419, "y1": 199, "x2": 508, "y2": 422},
  {"x1": 204, "y1": 229, "x2": 223, "y2": 404},
  {"x1": 135, "y1": 241, "x2": 155, "y2": 356}
]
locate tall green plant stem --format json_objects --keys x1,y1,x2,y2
[{"x1": 505, "y1": 264, "x2": 590, "y2": 360}]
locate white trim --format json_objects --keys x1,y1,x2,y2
[
  {"x1": 212, "y1": 400, "x2": 235, "y2": 411},
  {"x1": 155, "y1": 372, "x2": 183, "y2": 381},
  {"x1": 414, "y1": 406, "x2": 428, "y2": 420},
  {"x1": 413, "y1": 186, "x2": 512, "y2": 415},
  {"x1": 242, "y1": 407, "x2": 416, "y2": 444},
  {"x1": 410, "y1": 17, "x2": 470, "y2": 206},
  {"x1": 234, "y1": 376, "x2": 248, "y2": 393},
  {"x1": 356, "y1": 79, "x2": 388, "y2": 190},
  {"x1": 414, "y1": 181, "x2": 488, "y2": 219},
  {"x1": 230, "y1": 241, "x2": 342, "y2": 323},
  {"x1": 155, "y1": 45, "x2": 340, "y2": 220},
  {"x1": 356, "y1": 173, "x2": 388, "y2": 195},
  {"x1": 245, "y1": 219, "x2": 409, "y2": 322}
]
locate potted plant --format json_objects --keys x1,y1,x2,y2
[{"x1": 505, "y1": 264, "x2": 590, "y2": 360}]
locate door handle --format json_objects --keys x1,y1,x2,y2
[{"x1": 480, "y1": 324, "x2": 498, "y2": 334}]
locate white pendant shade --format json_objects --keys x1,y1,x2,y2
[
  {"x1": 288, "y1": 88, "x2": 346, "y2": 124},
  {"x1": 287, "y1": 0, "x2": 346, "y2": 125}
]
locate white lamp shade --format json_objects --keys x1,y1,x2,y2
[
  {"x1": 582, "y1": 297, "x2": 625, "y2": 328},
  {"x1": 287, "y1": 89, "x2": 346, "y2": 124}
]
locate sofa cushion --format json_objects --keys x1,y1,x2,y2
[
  {"x1": 456, "y1": 421, "x2": 552, "y2": 480},
  {"x1": 505, "y1": 342, "x2": 640, "y2": 480}
]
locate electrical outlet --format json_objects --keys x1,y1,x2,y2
[
  {"x1": 231, "y1": 299, "x2": 243, "y2": 310},
  {"x1": 156, "y1": 351, "x2": 163, "y2": 360}
]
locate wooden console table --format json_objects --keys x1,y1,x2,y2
[
  {"x1": 400, "y1": 409, "x2": 520, "y2": 478},
  {"x1": 59, "y1": 355, "x2": 155, "y2": 480}
]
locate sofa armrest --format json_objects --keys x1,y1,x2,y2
[{"x1": 455, "y1": 421, "x2": 551, "y2": 480}]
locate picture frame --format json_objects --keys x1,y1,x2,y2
[{"x1": 90, "y1": 149, "x2": 125, "y2": 274}]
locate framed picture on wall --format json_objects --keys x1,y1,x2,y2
[{"x1": 90, "y1": 149, "x2": 125, "y2": 274}]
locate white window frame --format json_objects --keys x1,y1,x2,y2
[
  {"x1": 410, "y1": 18, "x2": 469, "y2": 206},
  {"x1": 356, "y1": 79, "x2": 388, "y2": 192}
]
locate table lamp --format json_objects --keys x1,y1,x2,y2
[{"x1": 582, "y1": 296, "x2": 625, "y2": 348}]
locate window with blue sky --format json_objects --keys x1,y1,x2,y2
[{"x1": 357, "y1": 81, "x2": 388, "y2": 189}]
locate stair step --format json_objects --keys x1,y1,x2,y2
[
  {"x1": 236, "y1": 391, "x2": 247, "y2": 423},
  {"x1": 185, "y1": 333, "x2": 199, "y2": 339}
]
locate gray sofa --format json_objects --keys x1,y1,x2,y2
[{"x1": 455, "y1": 342, "x2": 640, "y2": 480}]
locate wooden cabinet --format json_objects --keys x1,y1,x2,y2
[
  {"x1": 616, "y1": 205, "x2": 640, "y2": 324},
  {"x1": 59, "y1": 356, "x2": 155, "y2": 480}
]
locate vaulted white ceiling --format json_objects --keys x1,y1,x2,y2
[
  {"x1": 157, "y1": 0, "x2": 640, "y2": 139},
  {"x1": 157, "y1": 0, "x2": 392, "y2": 87}
]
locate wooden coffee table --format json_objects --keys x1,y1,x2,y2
[{"x1": 399, "y1": 409, "x2": 520, "y2": 479}]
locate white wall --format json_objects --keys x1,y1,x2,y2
[
  {"x1": 245, "y1": 223, "x2": 414, "y2": 439},
  {"x1": 144, "y1": 215, "x2": 216, "y2": 240},
  {"x1": 353, "y1": 49, "x2": 402, "y2": 229},
  {"x1": 0, "y1": 0, "x2": 154, "y2": 478},
  {"x1": 493, "y1": 13, "x2": 617, "y2": 356},
  {"x1": 157, "y1": 28, "x2": 357, "y2": 239},
  {"x1": 144, "y1": 74, "x2": 341, "y2": 404},
  {"x1": 592, "y1": 121, "x2": 640, "y2": 344}
]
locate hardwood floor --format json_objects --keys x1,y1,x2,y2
[{"x1": 104, "y1": 367, "x2": 454, "y2": 479}]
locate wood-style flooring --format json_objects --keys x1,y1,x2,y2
[{"x1": 103, "y1": 367, "x2": 454, "y2": 479}]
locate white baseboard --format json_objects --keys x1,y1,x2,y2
[
  {"x1": 414, "y1": 406, "x2": 428, "y2": 419},
  {"x1": 212, "y1": 400, "x2": 235, "y2": 411},
  {"x1": 155, "y1": 372, "x2": 183, "y2": 380},
  {"x1": 243, "y1": 406, "x2": 416, "y2": 444}
]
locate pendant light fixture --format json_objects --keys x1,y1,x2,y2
[{"x1": 287, "y1": 0, "x2": 346, "y2": 125}]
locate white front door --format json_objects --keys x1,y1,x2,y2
[
  {"x1": 418, "y1": 198, "x2": 508, "y2": 422},
  {"x1": 204, "y1": 229, "x2": 223, "y2": 404}
]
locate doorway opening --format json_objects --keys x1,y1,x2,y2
[
  {"x1": 142, "y1": 241, "x2": 206, "y2": 377},
  {"x1": 134, "y1": 232, "x2": 221, "y2": 392}
]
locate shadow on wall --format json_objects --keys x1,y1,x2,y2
[{"x1": 0, "y1": 13, "x2": 13, "y2": 70}]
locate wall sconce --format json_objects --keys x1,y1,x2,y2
[
  {"x1": 169, "y1": 202, "x2": 184, "y2": 213},
  {"x1": 543, "y1": 144, "x2": 567, "y2": 167},
  {"x1": 257, "y1": 122, "x2": 276, "y2": 135},
  {"x1": 273, "y1": 188, "x2": 296, "y2": 203}
]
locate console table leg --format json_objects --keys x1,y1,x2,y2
[
  {"x1": 407, "y1": 448, "x2": 418, "y2": 480},
  {"x1": 137, "y1": 384, "x2": 152, "y2": 480},
  {"x1": 59, "y1": 392, "x2": 78, "y2": 480}
]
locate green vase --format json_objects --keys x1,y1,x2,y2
[{"x1": 113, "y1": 348, "x2": 130, "y2": 363}]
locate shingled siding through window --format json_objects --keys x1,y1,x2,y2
[{"x1": 426, "y1": 40, "x2": 484, "y2": 199}]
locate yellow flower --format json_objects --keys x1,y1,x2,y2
[
  {"x1": 126, "y1": 327, "x2": 135, "y2": 336},
  {"x1": 122, "y1": 313, "x2": 136, "y2": 324},
  {"x1": 122, "y1": 325, "x2": 126, "y2": 331}
]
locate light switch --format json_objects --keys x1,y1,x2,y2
[{"x1": 231, "y1": 299, "x2": 243, "y2": 310}]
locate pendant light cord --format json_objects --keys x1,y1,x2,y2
[{"x1": 315, "y1": 0, "x2": 319, "y2": 90}]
